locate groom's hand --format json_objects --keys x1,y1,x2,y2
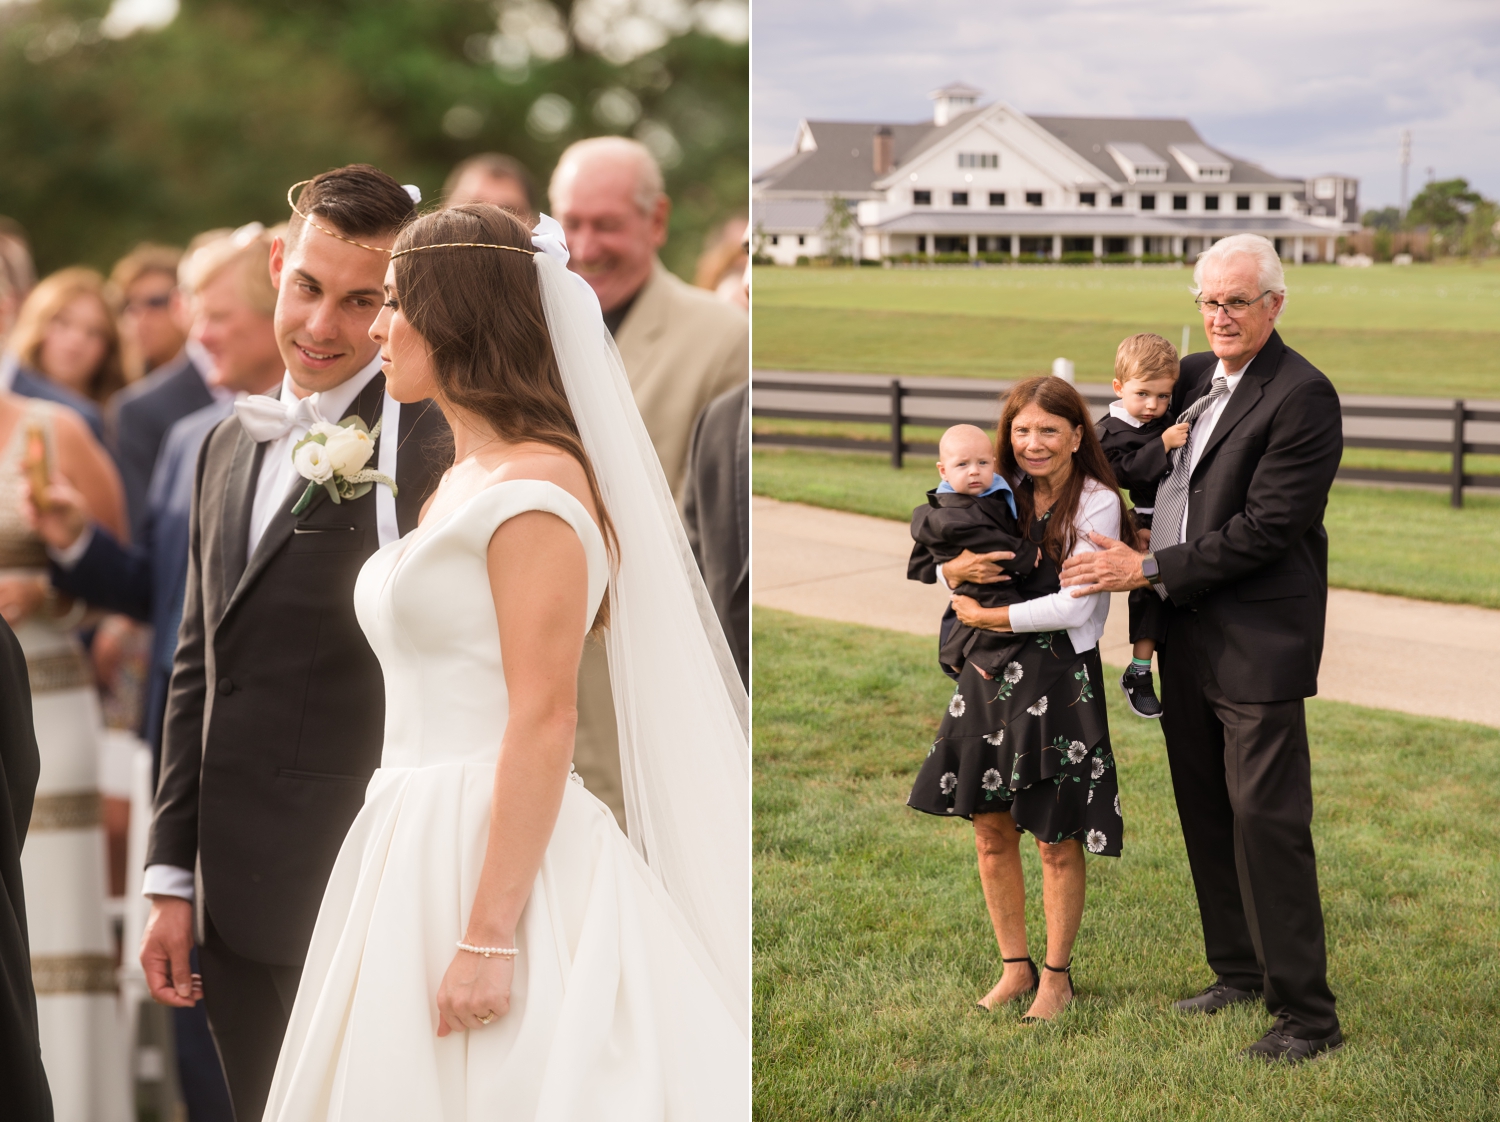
[{"x1": 141, "y1": 896, "x2": 200, "y2": 1007}]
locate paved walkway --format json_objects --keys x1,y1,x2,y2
[{"x1": 753, "y1": 496, "x2": 1500, "y2": 730}]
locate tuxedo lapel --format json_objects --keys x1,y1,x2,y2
[
  {"x1": 225, "y1": 373, "x2": 390, "y2": 614},
  {"x1": 218, "y1": 426, "x2": 263, "y2": 599},
  {"x1": 1190, "y1": 333, "x2": 1281, "y2": 476}
]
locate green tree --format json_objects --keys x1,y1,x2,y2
[
  {"x1": 1361, "y1": 206, "x2": 1401, "y2": 231},
  {"x1": 1405, "y1": 178, "x2": 1484, "y2": 236},
  {"x1": 0, "y1": 0, "x2": 746, "y2": 280},
  {"x1": 818, "y1": 194, "x2": 856, "y2": 263}
]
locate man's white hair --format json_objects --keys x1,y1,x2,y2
[
  {"x1": 549, "y1": 136, "x2": 665, "y2": 214},
  {"x1": 1191, "y1": 233, "x2": 1287, "y2": 319}
]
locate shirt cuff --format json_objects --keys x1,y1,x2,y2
[
  {"x1": 939, "y1": 560, "x2": 956, "y2": 590},
  {"x1": 46, "y1": 523, "x2": 94, "y2": 570},
  {"x1": 142, "y1": 864, "x2": 194, "y2": 902}
]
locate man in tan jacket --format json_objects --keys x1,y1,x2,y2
[{"x1": 550, "y1": 136, "x2": 748, "y2": 822}]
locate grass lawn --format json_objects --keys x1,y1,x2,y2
[
  {"x1": 753, "y1": 609, "x2": 1500, "y2": 1121},
  {"x1": 751, "y1": 262, "x2": 1500, "y2": 398},
  {"x1": 751, "y1": 448, "x2": 1500, "y2": 610}
]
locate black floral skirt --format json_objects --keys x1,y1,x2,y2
[{"x1": 907, "y1": 631, "x2": 1123, "y2": 856}]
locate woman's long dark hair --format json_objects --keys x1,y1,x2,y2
[
  {"x1": 996, "y1": 376, "x2": 1130, "y2": 563},
  {"x1": 392, "y1": 204, "x2": 618, "y2": 628}
]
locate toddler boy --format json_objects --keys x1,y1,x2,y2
[
  {"x1": 908, "y1": 424, "x2": 1041, "y2": 678},
  {"x1": 1095, "y1": 333, "x2": 1189, "y2": 718}
]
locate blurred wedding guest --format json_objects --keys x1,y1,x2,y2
[
  {"x1": 5, "y1": 267, "x2": 125, "y2": 443},
  {"x1": 443, "y1": 151, "x2": 537, "y2": 221},
  {"x1": 108, "y1": 238, "x2": 228, "y2": 540},
  {"x1": 0, "y1": 382, "x2": 131, "y2": 1119},
  {"x1": 694, "y1": 214, "x2": 749, "y2": 311},
  {"x1": 0, "y1": 217, "x2": 37, "y2": 342},
  {"x1": 682, "y1": 383, "x2": 748, "y2": 684},
  {"x1": 549, "y1": 136, "x2": 748, "y2": 822},
  {"x1": 33, "y1": 227, "x2": 281, "y2": 1122},
  {"x1": 0, "y1": 618, "x2": 51, "y2": 1121}
]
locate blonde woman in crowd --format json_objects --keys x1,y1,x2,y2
[{"x1": 7, "y1": 267, "x2": 126, "y2": 442}]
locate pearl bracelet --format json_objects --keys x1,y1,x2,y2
[{"x1": 456, "y1": 940, "x2": 519, "y2": 959}]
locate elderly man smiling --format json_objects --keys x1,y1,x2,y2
[{"x1": 1062, "y1": 234, "x2": 1344, "y2": 1063}]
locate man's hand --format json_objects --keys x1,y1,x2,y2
[
  {"x1": 1162, "y1": 422, "x2": 1190, "y2": 452},
  {"x1": 941, "y1": 549, "x2": 1015, "y2": 587},
  {"x1": 1060, "y1": 532, "x2": 1151, "y2": 596},
  {"x1": 140, "y1": 896, "x2": 201, "y2": 1008},
  {"x1": 0, "y1": 575, "x2": 46, "y2": 625},
  {"x1": 22, "y1": 477, "x2": 90, "y2": 551}
]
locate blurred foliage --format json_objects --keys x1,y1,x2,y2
[{"x1": 0, "y1": 0, "x2": 747, "y2": 280}]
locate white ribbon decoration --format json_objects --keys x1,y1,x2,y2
[{"x1": 234, "y1": 393, "x2": 328, "y2": 443}]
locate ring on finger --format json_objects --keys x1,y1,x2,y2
[{"x1": 477, "y1": 1011, "x2": 496, "y2": 1025}]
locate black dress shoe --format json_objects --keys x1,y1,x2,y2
[
  {"x1": 1172, "y1": 981, "x2": 1262, "y2": 1014},
  {"x1": 1119, "y1": 664, "x2": 1163, "y2": 718},
  {"x1": 1242, "y1": 1026, "x2": 1344, "y2": 1064}
]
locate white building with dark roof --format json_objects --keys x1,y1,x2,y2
[{"x1": 754, "y1": 83, "x2": 1359, "y2": 265}]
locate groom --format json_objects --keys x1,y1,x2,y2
[{"x1": 139, "y1": 165, "x2": 450, "y2": 1120}]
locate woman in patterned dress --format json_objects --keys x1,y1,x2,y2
[
  {"x1": 0, "y1": 388, "x2": 132, "y2": 1121},
  {"x1": 908, "y1": 376, "x2": 1128, "y2": 1022}
]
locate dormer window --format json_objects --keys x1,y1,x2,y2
[
  {"x1": 957, "y1": 153, "x2": 999, "y2": 169},
  {"x1": 1106, "y1": 143, "x2": 1168, "y2": 183},
  {"x1": 1267, "y1": 195, "x2": 1282, "y2": 211},
  {"x1": 914, "y1": 190, "x2": 932, "y2": 206},
  {"x1": 1079, "y1": 192, "x2": 1096, "y2": 207},
  {"x1": 1168, "y1": 144, "x2": 1232, "y2": 183},
  {"x1": 951, "y1": 191, "x2": 969, "y2": 206},
  {"x1": 1025, "y1": 191, "x2": 1043, "y2": 206}
]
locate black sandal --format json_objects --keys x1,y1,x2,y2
[
  {"x1": 1020, "y1": 960, "x2": 1074, "y2": 1023},
  {"x1": 976, "y1": 956, "x2": 1039, "y2": 1012}
]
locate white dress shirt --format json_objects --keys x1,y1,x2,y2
[
  {"x1": 143, "y1": 356, "x2": 386, "y2": 903},
  {"x1": 247, "y1": 355, "x2": 383, "y2": 558},
  {"x1": 1175, "y1": 359, "x2": 1245, "y2": 543}
]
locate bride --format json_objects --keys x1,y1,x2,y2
[{"x1": 262, "y1": 205, "x2": 748, "y2": 1120}]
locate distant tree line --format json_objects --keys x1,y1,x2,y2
[
  {"x1": 1362, "y1": 178, "x2": 1498, "y2": 259},
  {"x1": 0, "y1": 0, "x2": 747, "y2": 280}
]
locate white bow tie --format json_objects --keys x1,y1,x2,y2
[{"x1": 235, "y1": 393, "x2": 329, "y2": 443}]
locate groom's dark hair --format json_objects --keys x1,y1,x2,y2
[{"x1": 288, "y1": 164, "x2": 416, "y2": 246}]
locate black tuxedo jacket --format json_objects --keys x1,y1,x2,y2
[
  {"x1": 147, "y1": 375, "x2": 449, "y2": 965},
  {"x1": 107, "y1": 352, "x2": 216, "y2": 541},
  {"x1": 1155, "y1": 331, "x2": 1342, "y2": 703}
]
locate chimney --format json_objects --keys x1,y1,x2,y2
[{"x1": 873, "y1": 127, "x2": 893, "y2": 176}]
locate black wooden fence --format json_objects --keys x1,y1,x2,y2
[{"x1": 751, "y1": 377, "x2": 1500, "y2": 508}]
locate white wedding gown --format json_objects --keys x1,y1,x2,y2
[{"x1": 263, "y1": 480, "x2": 746, "y2": 1121}]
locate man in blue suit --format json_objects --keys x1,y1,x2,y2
[{"x1": 28, "y1": 227, "x2": 284, "y2": 1122}]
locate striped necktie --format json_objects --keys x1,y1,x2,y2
[{"x1": 1152, "y1": 373, "x2": 1229, "y2": 552}]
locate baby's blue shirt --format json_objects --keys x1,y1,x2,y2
[{"x1": 937, "y1": 474, "x2": 1017, "y2": 518}]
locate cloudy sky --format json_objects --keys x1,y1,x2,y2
[{"x1": 753, "y1": 0, "x2": 1500, "y2": 209}]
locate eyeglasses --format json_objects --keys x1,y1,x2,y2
[
  {"x1": 1194, "y1": 291, "x2": 1272, "y2": 316},
  {"x1": 124, "y1": 293, "x2": 173, "y2": 314}
]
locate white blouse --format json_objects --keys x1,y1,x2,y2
[{"x1": 1006, "y1": 476, "x2": 1120, "y2": 653}]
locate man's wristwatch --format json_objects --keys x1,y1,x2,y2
[{"x1": 1140, "y1": 553, "x2": 1160, "y2": 582}]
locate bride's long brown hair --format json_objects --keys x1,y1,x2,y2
[{"x1": 392, "y1": 204, "x2": 617, "y2": 630}]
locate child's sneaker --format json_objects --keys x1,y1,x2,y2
[{"x1": 1120, "y1": 664, "x2": 1163, "y2": 719}]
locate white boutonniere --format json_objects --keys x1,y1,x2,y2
[{"x1": 290, "y1": 417, "x2": 398, "y2": 515}]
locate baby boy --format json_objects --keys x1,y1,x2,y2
[
  {"x1": 1094, "y1": 333, "x2": 1189, "y2": 719},
  {"x1": 908, "y1": 424, "x2": 1041, "y2": 678}
]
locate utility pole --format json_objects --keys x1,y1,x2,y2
[{"x1": 1399, "y1": 129, "x2": 1411, "y2": 218}]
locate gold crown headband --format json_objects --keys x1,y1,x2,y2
[
  {"x1": 286, "y1": 181, "x2": 397, "y2": 254},
  {"x1": 390, "y1": 241, "x2": 537, "y2": 260}
]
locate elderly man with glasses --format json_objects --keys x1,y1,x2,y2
[{"x1": 1062, "y1": 233, "x2": 1344, "y2": 1064}]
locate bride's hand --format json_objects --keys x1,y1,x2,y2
[{"x1": 435, "y1": 949, "x2": 515, "y2": 1036}]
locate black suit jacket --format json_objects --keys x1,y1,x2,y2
[
  {"x1": 1155, "y1": 331, "x2": 1343, "y2": 703},
  {"x1": 107, "y1": 352, "x2": 216, "y2": 541},
  {"x1": 0, "y1": 620, "x2": 50, "y2": 1120},
  {"x1": 147, "y1": 376, "x2": 449, "y2": 964}
]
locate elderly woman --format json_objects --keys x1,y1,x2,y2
[
  {"x1": 6, "y1": 267, "x2": 126, "y2": 442},
  {"x1": 907, "y1": 375, "x2": 1127, "y2": 1022}
]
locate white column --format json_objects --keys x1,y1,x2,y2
[
  {"x1": 1051, "y1": 234, "x2": 1062, "y2": 260},
  {"x1": 926, "y1": 234, "x2": 934, "y2": 259},
  {"x1": 969, "y1": 233, "x2": 978, "y2": 260},
  {"x1": 1131, "y1": 234, "x2": 1143, "y2": 257},
  {"x1": 1293, "y1": 235, "x2": 1304, "y2": 265},
  {"x1": 1093, "y1": 234, "x2": 1103, "y2": 258}
]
